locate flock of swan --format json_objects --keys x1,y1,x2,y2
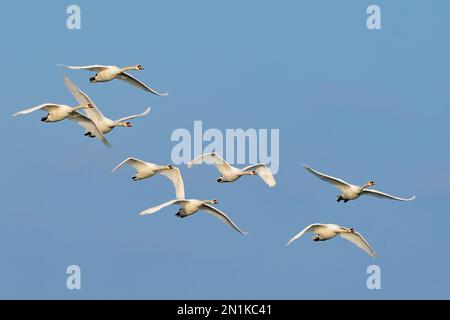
[{"x1": 13, "y1": 64, "x2": 416, "y2": 258}]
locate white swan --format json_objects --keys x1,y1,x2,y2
[
  {"x1": 58, "y1": 64, "x2": 168, "y2": 96},
  {"x1": 188, "y1": 152, "x2": 276, "y2": 187},
  {"x1": 111, "y1": 157, "x2": 185, "y2": 199},
  {"x1": 12, "y1": 101, "x2": 111, "y2": 147},
  {"x1": 63, "y1": 76, "x2": 151, "y2": 137},
  {"x1": 287, "y1": 223, "x2": 377, "y2": 257},
  {"x1": 139, "y1": 199, "x2": 247, "y2": 235},
  {"x1": 304, "y1": 165, "x2": 416, "y2": 203}
]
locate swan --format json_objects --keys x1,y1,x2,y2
[
  {"x1": 287, "y1": 223, "x2": 377, "y2": 257},
  {"x1": 58, "y1": 64, "x2": 168, "y2": 96},
  {"x1": 111, "y1": 157, "x2": 185, "y2": 199},
  {"x1": 304, "y1": 165, "x2": 416, "y2": 203},
  {"x1": 139, "y1": 199, "x2": 247, "y2": 235},
  {"x1": 63, "y1": 76, "x2": 151, "y2": 137},
  {"x1": 187, "y1": 152, "x2": 276, "y2": 187},
  {"x1": 12, "y1": 101, "x2": 111, "y2": 147}
]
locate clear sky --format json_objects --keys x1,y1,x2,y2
[{"x1": 0, "y1": 0, "x2": 448, "y2": 299}]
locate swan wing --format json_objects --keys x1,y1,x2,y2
[
  {"x1": 111, "y1": 157, "x2": 149, "y2": 174},
  {"x1": 200, "y1": 204, "x2": 247, "y2": 235},
  {"x1": 304, "y1": 165, "x2": 352, "y2": 190},
  {"x1": 340, "y1": 232, "x2": 377, "y2": 258},
  {"x1": 187, "y1": 152, "x2": 233, "y2": 175},
  {"x1": 117, "y1": 72, "x2": 168, "y2": 96},
  {"x1": 286, "y1": 224, "x2": 325, "y2": 246},
  {"x1": 63, "y1": 76, "x2": 106, "y2": 123},
  {"x1": 362, "y1": 189, "x2": 416, "y2": 201},
  {"x1": 115, "y1": 107, "x2": 151, "y2": 123},
  {"x1": 243, "y1": 164, "x2": 276, "y2": 187},
  {"x1": 159, "y1": 167, "x2": 185, "y2": 200},
  {"x1": 12, "y1": 103, "x2": 65, "y2": 116},
  {"x1": 69, "y1": 111, "x2": 111, "y2": 148},
  {"x1": 58, "y1": 64, "x2": 112, "y2": 72},
  {"x1": 139, "y1": 199, "x2": 187, "y2": 216}
]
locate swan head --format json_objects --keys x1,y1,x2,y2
[
  {"x1": 136, "y1": 64, "x2": 144, "y2": 70},
  {"x1": 251, "y1": 170, "x2": 257, "y2": 175},
  {"x1": 367, "y1": 181, "x2": 376, "y2": 187},
  {"x1": 217, "y1": 177, "x2": 223, "y2": 183},
  {"x1": 210, "y1": 199, "x2": 218, "y2": 205},
  {"x1": 166, "y1": 165, "x2": 174, "y2": 170},
  {"x1": 125, "y1": 122, "x2": 132, "y2": 127},
  {"x1": 340, "y1": 227, "x2": 355, "y2": 233}
]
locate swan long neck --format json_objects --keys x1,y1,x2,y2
[
  {"x1": 72, "y1": 104, "x2": 90, "y2": 111},
  {"x1": 156, "y1": 165, "x2": 173, "y2": 172},
  {"x1": 120, "y1": 65, "x2": 139, "y2": 72}
]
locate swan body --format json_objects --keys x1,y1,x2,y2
[
  {"x1": 58, "y1": 64, "x2": 168, "y2": 96},
  {"x1": 63, "y1": 76, "x2": 151, "y2": 136},
  {"x1": 111, "y1": 157, "x2": 185, "y2": 199},
  {"x1": 304, "y1": 165, "x2": 416, "y2": 203},
  {"x1": 139, "y1": 199, "x2": 247, "y2": 234},
  {"x1": 287, "y1": 223, "x2": 377, "y2": 257},
  {"x1": 188, "y1": 152, "x2": 276, "y2": 187}
]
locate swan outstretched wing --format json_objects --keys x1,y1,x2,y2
[
  {"x1": 117, "y1": 72, "x2": 168, "y2": 96},
  {"x1": 340, "y1": 232, "x2": 377, "y2": 258},
  {"x1": 58, "y1": 64, "x2": 111, "y2": 72},
  {"x1": 69, "y1": 111, "x2": 111, "y2": 148},
  {"x1": 286, "y1": 224, "x2": 324, "y2": 246},
  {"x1": 12, "y1": 103, "x2": 65, "y2": 116},
  {"x1": 111, "y1": 157, "x2": 149, "y2": 174},
  {"x1": 200, "y1": 204, "x2": 247, "y2": 235},
  {"x1": 362, "y1": 189, "x2": 416, "y2": 201},
  {"x1": 188, "y1": 153, "x2": 233, "y2": 175},
  {"x1": 243, "y1": 164, "x2": 276, "y2": 187},
  {"x1": 139, "y1": 199, "x2": 187, "y2": 216},
  {"x1": 159, "y1": 167, "x2": 185, "y2": 200},
  {"x1": 304, "y1": 165, "x2": 352, "y2": 190},
  {"x1": 63, "y1": 76, "x2": 106, "y2": 123},
  {"x1": 115, "y1": 107, "x2": 151, "y2": 123}
]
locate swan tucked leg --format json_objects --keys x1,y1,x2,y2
[
  {"x1": 313, "y1": 235, "x2": 327, "y2": 242},
  {"x1": 175, "y1": 208, "x2": 185, "y2": 218}
]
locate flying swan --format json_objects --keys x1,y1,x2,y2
[
  {"x1": 58, "y1": 64, "x2": 168, "y2": 96},
  {"x1": 12, "y1": 86, "x2": 111, "y2": 147},
  {"x1": 111, "y1": 157, "x2": 185, "y2": 199},
  {"x1": 304, "y1": 165, "x2": 416, "y2": 203},
  {"x1": 63, "y1": 76, "x2": 151, "y2": 138},
  {"x1": 139, "y1": 198, "x2": 247, "y2": 235},
  {"x1": 188, "y1": 152, "x2": 276, "y2": 187},
  {"x1": 287, "y1": 223, "x2": 377, "y2": 257}
]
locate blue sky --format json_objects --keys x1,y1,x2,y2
[{"x1": 0, "y1": 0, "x2": 448, "y2": 299}]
